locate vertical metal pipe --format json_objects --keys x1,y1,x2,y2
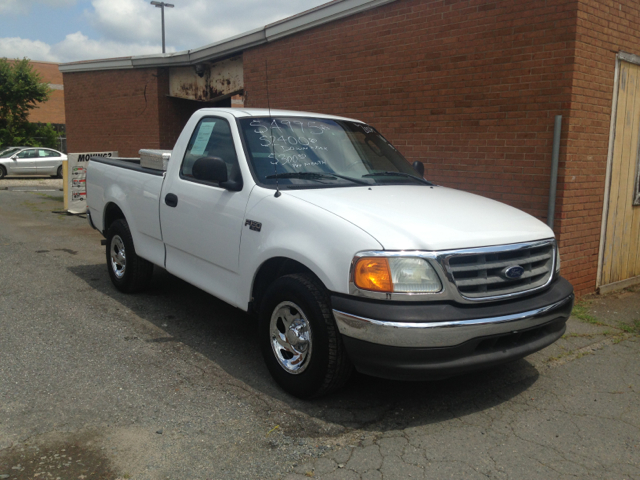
[
  {"x1": 161, "y1": 5, "x2": 166, "y2": 53},
  {"x1": 547, "y1": 115, "x2": 562, "y2": 229}
]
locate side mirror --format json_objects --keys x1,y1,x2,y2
[
  {"x1": 412, "y1": 161, "x2": 425, "y2": 177},
  {"x1": 191, "y1": 156, "x2": 243, "y2": 191},
  {"x1": 192, "y1": 156, "x2": 228, "y2": 183},
  {"x1": 11, "y1": 155, "x2": 17, "y2": 160}
]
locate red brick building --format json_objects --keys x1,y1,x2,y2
[
  {"x1": 60, "y1": 0, "x2": 640, "y2": 296},
  {"x1": 9, "y1": 60, "x2": 66, "y2": 126}
]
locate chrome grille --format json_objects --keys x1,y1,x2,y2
[{"x1": 443, "y1": 241, "x2": 555, "y2": 299}]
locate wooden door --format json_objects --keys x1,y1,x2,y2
[{"x1": 600, "y1": 61, "x2": 640, "y2": 290}]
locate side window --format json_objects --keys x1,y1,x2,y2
[
  {"x1": 17, "y1": 149, "x2": 34, "y2": 158},
  {"x1": 38, "y1": 149, "x2": 47, "y2": 157},
  {"x1": 44, "y1": 150, "x2": 59, "y2": 157},
  {"x1": 181, "y1": 117, "x2": 240, "y2": 185}
]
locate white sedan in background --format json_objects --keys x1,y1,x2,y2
[{"x1": 0, "y1": 147, "x2": 67, "y2": 179}]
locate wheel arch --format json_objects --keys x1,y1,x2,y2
[
  {"x1": 103, "y1": 202, "x2": 126, "y2": 234},
  {"x1": 250, "y1": 257, "x2": 320, "y2": 313}
]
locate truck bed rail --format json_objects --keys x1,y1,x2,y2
[{"x1": 89, "y1": 156, "x2": 164, "y2": 176}]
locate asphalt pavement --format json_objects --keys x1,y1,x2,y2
[{"x1": 0, "y1": 178, "x2": 638, "y2": 480}]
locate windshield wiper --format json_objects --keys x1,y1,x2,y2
[
  {"x1": 266, "y1": 172, "x2": 368, "y2": 185},
  {"x1": 362, "y1": 171, "x2": 433, "y2": 185}
]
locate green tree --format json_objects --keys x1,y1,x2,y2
[
  {"x1": 29, "y1": 122, "x2": 59, "y2": 149},
  {"x1": 0, "y1": 57, "x2": 52, "y2": 148}
]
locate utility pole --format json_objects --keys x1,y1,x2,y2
[{"x1": 150, "y1": 1, "x2": 174, "y2": 53}]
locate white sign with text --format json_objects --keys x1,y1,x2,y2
[{"x1": 66, "y1": 152, "x2": 117, "y2": 214}]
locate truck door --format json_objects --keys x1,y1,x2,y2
[{"x1": 160, "y1": 116, "x2": 250, "y2": 293}]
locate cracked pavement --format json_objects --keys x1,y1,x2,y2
[{"x1": 0, "y1": 181, "x2": 638, "y2": 480}]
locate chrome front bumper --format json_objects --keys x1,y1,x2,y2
[{"x1": 333, "y1": 294, "x2": 574, "y2": 348}]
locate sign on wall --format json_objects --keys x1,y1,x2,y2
[{"x1": 66, "y1": 152, "x2": 117, "y2": 214}]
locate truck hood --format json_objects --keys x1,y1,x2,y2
[{"x1": 286, "y1": 185, "x2": 554, "y2": 251}]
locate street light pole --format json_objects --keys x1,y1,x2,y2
[{"x1": 150, "y1": 1, "x2": 174, "y2": 53}]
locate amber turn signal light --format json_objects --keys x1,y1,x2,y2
[{"x1": 354, "y1": 257, "x2": 393, "y2": 292}]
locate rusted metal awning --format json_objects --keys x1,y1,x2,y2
[{"x1": 168, "y1": 56, "x2": 243, "y2": 102}]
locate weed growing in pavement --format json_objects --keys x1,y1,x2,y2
[
  {"x1": 569, "y1": 299, "x2": 639, "y2": 340},
  {"x1": 617, "y1": 319, "x2": 640, "y2": 335},
  {"x1": 21, "y1": 199, "x2": 46, "y2": 213},
  {"x1": 571, "y1": 301, "x2": 606, "y2": 326},
  {"x1": 618, "y1": 323, "x2": 635, "y2": 333},
  {"x1": 36, "y1": 193, "x2": 64, "y2": 202}
]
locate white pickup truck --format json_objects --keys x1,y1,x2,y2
[{"x1": 87, "y1": 108, "x2": 574, "y2": 398}]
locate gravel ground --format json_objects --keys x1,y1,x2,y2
[
  {"x1": 0, "y1": 177, "x2": 63, "y2": 188},
  {"x1": 0, "y1": 179, "x2": 638, "y2": 480}
]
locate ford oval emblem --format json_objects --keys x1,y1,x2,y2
[{"x1": 503, "y1": 265, "x2": 525, "y2": 279}]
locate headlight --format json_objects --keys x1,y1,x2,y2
[
  {"x1": 555, "y1": 246, "x2": 561, "y2": 273},
  {"x1": 354, "y1": 257, "x2": 442, "y2": 293}
]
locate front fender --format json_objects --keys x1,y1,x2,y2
[{"x1": 238, "y1": 189, "x2": 382, "y2": 307}]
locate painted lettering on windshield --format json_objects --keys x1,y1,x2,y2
[{"x1": 249, "y1": 119, "x2": 332, "y2": 168}]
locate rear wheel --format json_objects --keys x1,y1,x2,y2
[
  {"x1": 259, "y1": 273, "x2": 352, "y2": 398},
  {"x1": 105, "y1": 219, "x2": 153, "y2": 293},
  {"x1": 56, "y1": 165, "x2": 62, "y2": 178}
]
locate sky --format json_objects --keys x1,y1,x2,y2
[{"x1": 0, "y1": 0, "x2": 329, "y2": 63}]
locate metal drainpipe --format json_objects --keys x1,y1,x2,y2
[{"x1": 547, "y1": 115, "x2": 562, "y2": 230}]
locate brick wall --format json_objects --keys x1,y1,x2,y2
[
  {"x1": 30, "y1": 61, "x2": 65, "y2": 125},
  {"x1": 558, "y1": 0, "x2": 640, "y2": 293},
  {"x1": 156, "y1": 68, "x2": 204, "y2": 150},
  {"x1": 64, "y1": 68, "x2": 163, "y2": 156},
  {"x1": 64, "y1": 67, "x2": 211, "y2": 156},
  {"x1": 29, "y1": 88, "x2": 65, "y2": 126},
  {"x1": 245, "y1": 0, "x2": 577, "y2": 216},
  {"x1": 8, "y1": 60, "x2": 66, "y2": 125},
  {"x1": 244, "y1": 0, "x2": 591, "y2": 290}
]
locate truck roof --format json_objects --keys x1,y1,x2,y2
[{"x1": 195, "y1": 108, "x2": 362, "y2": 123}]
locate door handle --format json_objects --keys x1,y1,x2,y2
[{"x1": 165, "y1": 193, "x2": 178, "y2": 207}]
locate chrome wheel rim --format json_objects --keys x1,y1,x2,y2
[
  {"x1": 110, "y1": 235, "x2": 126, "y2": 279},
  {"x1": 270, "y1": 301, "x2": 312, "y2": 374}
]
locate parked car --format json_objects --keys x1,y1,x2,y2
[
  {"x1": 0, "y1": 147, "x2": 67, "y2": 179},
  {"x1": 86, "y1": 108, "x2": 574, "y2": 398}
]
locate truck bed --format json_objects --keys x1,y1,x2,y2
[{"x1": 87, "y1": 156, "x2": 166, "y2": 267}]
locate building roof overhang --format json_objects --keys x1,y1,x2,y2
[{"x1": 59, "y1": 0, "x2": 395, "y2": 73}]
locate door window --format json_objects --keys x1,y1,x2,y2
[
  {"x1": 17, "y1": 149, "x2": 36, "y2": 158},
  {"x1": 180, "y1": 117, "x2": 241, "y2": 186}
]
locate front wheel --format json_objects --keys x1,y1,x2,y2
[
  {"x1": 259, "y1": 273, "x2": 353, "y2": 398},
  {"x1": 0, "y1": 166, "x2": 6, "y2": 179},
  {"x1": 105, "y1": 219, "x2": 154, "y2": 293}
]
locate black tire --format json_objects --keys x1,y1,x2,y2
[
  {"x1": 259, "y1": 273, "x2": 353, "y2": 398},
  {"x1": 0, "y1": 166, "x2": 6, "y2": 179},
  {"x1": 105, "y1": 219, "x2": 154, "y2": 293},
  {"x1": 56, "y1": 165, "x2": 62, "y2": 178}
]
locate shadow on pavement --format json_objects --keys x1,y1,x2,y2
[{"x1": 68, "y1": 263, "x2": 540, "y2": 436}]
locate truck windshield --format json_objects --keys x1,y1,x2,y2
[{"x1": 238, "y1": 117, "x2": 429, "y2": 188}]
